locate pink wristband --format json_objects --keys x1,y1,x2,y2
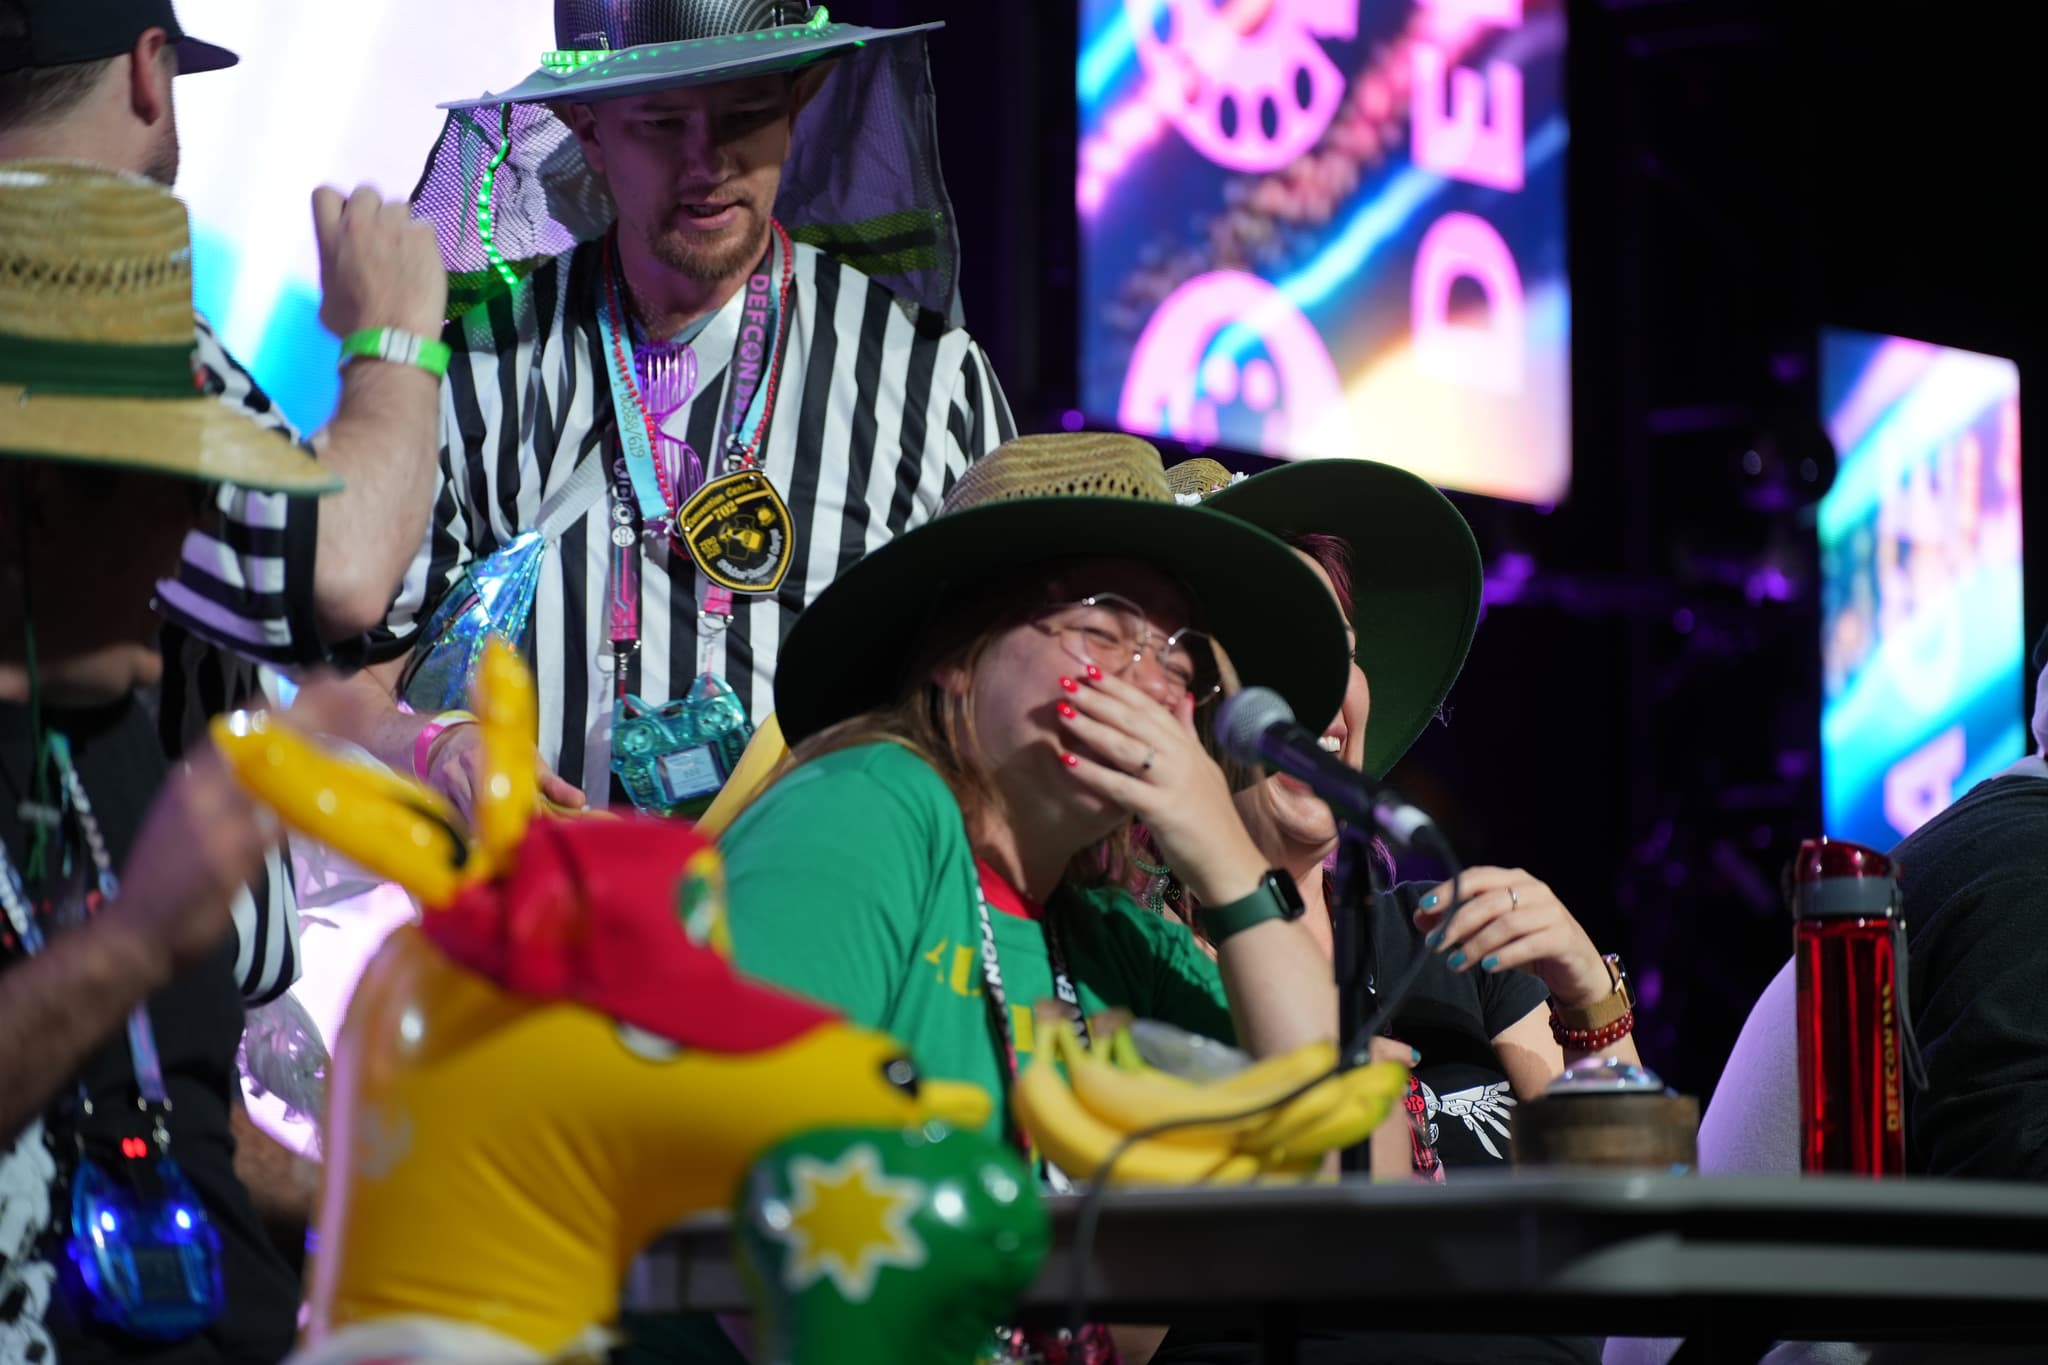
[{"x1": 412, "y1": 710, "x2": 478, "y2": 783}]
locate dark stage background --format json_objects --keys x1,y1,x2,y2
[{"x1": 857, "y1": 0, "x2": 2048, "y2": 1101}]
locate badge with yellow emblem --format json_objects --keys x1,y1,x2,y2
[{"x1": 676, "y1": 469, "x2": 795, "y2": 595}]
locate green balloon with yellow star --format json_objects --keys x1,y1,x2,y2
[{"x1": 735, "y1": 1124, "x2": 1049, "y2": 1364}]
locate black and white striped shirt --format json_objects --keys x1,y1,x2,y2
[
  {"x1": 150, "y1": 315, "x2": 313, "y2": 1005},
  {"x1": 365, "y1": 238, "x2": 1014, "y2": 801}
]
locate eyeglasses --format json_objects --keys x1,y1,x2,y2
[{"x1": 1033, "y1": 592, "x2": 1224, "y2": 707}]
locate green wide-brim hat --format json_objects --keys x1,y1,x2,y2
[
  {"x1": 0, "y1": 161, "x2": 337, "y2": 496},
  {"x1": 775, "y1": 434, "x2": 1352, "y2": 744},
  {"x1": 1170, "y1": 458, "x2": 1482, "y2": 779},
  {"x1": 439, "y1": 8, "x2": 939, "y2": 111}
]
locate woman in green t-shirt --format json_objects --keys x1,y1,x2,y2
[{"x1": 716, "y1": 433, "x2": 1355, "y2": 1145}]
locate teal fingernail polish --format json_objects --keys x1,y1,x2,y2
[
  {"x1": 1481, "y1": 955, "x2": 1500, "y2": 972},
  {"x1": 1419, "y1": 893, "x2": 1439, "y2": 909},
  {"x1": 1447, "y1": 950, "x2": 1467, "y2": 969},
  {"x1": 1410, "y1": 1047, "x2": 1422, "y2": 1065},
  {"x1": 1425, "y1": 928, "x2": 1445, "y2": 949}
]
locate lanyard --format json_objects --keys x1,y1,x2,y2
[
  {"x1": 595, "y1": 222, "x2": 794, "y2": 535},
  {"x1": 973, "y1": 881, "x2": 1126, "y2": 1365},
  {"x1": 973, "y1": 879, "x2": 1090, "y2": 1189},
  {"x1": 604, "y1": 439, "x2": 647, "y2": 700},
  {"x1": 595, "y1": 224, "x2": 795, "y2": 694},
  {"x1": 0, "y1": 734, "x2": 169, "y2": 1108},
  {"x1": 600, "y1": 445, "x2": 743, "y2": 704},
  {"x1": 715, "y1": 221, "x2": 794, "y2": 474}
]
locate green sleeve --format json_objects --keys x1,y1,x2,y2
[
  {"x1": 1080, "y1": 888, "x2": 1238, "y2": 1045},
  {"x1": 718, "y1": 744, "x2": 951, "y2": 1031}
]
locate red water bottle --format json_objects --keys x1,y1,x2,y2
[{"x1": 1788, "y1": 838, "x2": 1909, "y2": 1175}]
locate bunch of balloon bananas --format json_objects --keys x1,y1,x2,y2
[{"x1": 1014, "y1": 1010, "x2": 1409, "y2": 1184}]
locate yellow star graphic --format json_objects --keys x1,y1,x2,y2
[{"x1": 773, "y1": 1144, "x2": 928, "y2": 1303}]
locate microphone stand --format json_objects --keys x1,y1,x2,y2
[{"x1": 1329, "y1": 816, "x2": 1387, "y2": 1175}]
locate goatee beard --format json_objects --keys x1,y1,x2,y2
[{"x1": 648, "y1": 208, "x2": 770, "y2": 284}]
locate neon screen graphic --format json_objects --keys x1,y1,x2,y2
[
  {"x1": 1817, "y1": 329, "x2": 2025, "y2": 851},
  {"x1": 1078, "y1": 0, "x2": 1569, "y2": 504}
]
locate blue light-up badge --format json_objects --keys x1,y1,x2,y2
[
  {"x1": 66, "y1": 1141, "x2": 224, "y2": 1340},
  {"x1": 609, "y1": 585, "x2": 754, "y2": 819},
  {"x1": 610, "y1": 675, "x2": 753, "y2": 819}
]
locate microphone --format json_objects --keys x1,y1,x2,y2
[{"x1": 1216, "y1": 686, "x2": 1448, "y2": 856}]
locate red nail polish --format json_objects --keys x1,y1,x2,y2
[
  {"x1": 1057, "y1": 701, "x2": 1077, "y2": 719},
  {"x1": 1060, "y1": 752, "x2": 1080, "y2": 768},
  {"x1": 1059, "y1": 676, "x2": 1079, "y2": 693},
  {"x1": 1085, "y1": 664, "x2": 1103, "y2": 682}
]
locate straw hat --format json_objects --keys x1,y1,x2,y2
[
  {"x1": 1167, "y1": 457, "x2": 1482, "y2": 778},
  {"x1": 774, "y1": 432, "x2": 1352, "y2": 743},
  {"x1": 0, "y1": 162, "x2": 337, "y2": 495}
]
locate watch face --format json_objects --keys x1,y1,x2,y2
[
  {"x1": 1270, "y1": 870, "x2": 1307, "y2": 920},
  {"x1": 1605, "y1": 953, "x2": 1632, "y2": 1004}
]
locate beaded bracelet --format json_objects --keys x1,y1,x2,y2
[{"x1": 1549, "y1": 1006, "x2": 1635, "y2": 1051}]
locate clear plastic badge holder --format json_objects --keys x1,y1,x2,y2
[{"x1": 610, "y1": 585, "x2": 755, "y2": 818}]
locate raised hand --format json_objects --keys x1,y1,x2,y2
[
  {"x1": 1052, "y1": 666, "x2": 1265, "y2": 907},
  {"x1": 312, "y1": 184, "x2": 448, "y2": 340},
  {"x1": 103, "y1": 744, "x2": 271, "y2": 981},
  {"x1": 1411, "y1": 866, "x2": 1611, "y2": 1010}
]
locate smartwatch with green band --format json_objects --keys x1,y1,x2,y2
[
  {"x1": 339, "y1": 327, "x2": 452, "y2": 379},
  {"x1": 1196, "y1": 869, "x2": 1308, "y2": 944}
]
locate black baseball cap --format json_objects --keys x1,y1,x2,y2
[{"x1": 0, "y1": 0, "x2": 237, "y2": 77}]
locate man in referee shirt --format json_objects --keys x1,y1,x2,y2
[
  {"x1": 0, "y1": 0, "x2": 446, "y2": 1263},
  {"x1": 337, "y1": 0, "x2": 1016, "y2": 817}
]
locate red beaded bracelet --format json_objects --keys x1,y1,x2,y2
[{"x1": 1549, "y1": 1007, "x2": 1635, "y2": 1051}]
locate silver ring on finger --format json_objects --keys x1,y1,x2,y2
[{"x1": 1508, "y1": 884, "x2": 1519, "y2": 909}]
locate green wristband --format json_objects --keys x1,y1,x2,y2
[
  {"x1": 1195, "y1": 869, "x2": 1306, "y2": 944},
  {"x1": 339, "y1": 327, "x2": 451, "y2": 379}
]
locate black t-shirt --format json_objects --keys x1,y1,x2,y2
[
  {"x1": 1369, "y1": 881, "x2": 1550, "y2": 1171},
  {"x1": 1155, "y1": 883, "x2": 1596, "y2": 1365},
  {"x1": 1895, "y1": 771, "x2": 2048, "y2": 1179},
  {"x1": 0, "y1": 698, "x2": 299, "y2": 1364}
]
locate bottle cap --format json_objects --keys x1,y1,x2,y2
[{"x1": 1787, "y1": 837, "x2": 1902, "y2": 919}]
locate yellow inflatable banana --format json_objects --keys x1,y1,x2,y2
[
  {"x1": 1063, "y1": 1034, "x2": 1336, "y2": 1149},
  {"x1": 1014, "y1": 1014, "x2": 1409, "y2": 1185},
  {"x1": 211, "y1": 640, "x2": 553, "y2": 904},
  {"x1": 472, "y1": 638, "x2": 539, "y2": 870},
  {"x1": 696, "y1": 710, "x2": 789, "y2": 838},
  {"x1": 210, "y1": 709, "x2": 474, "y2": 906},
  {"x1": 1014, "y1": 1025, "x2": 1266, "y2": 1184}
]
